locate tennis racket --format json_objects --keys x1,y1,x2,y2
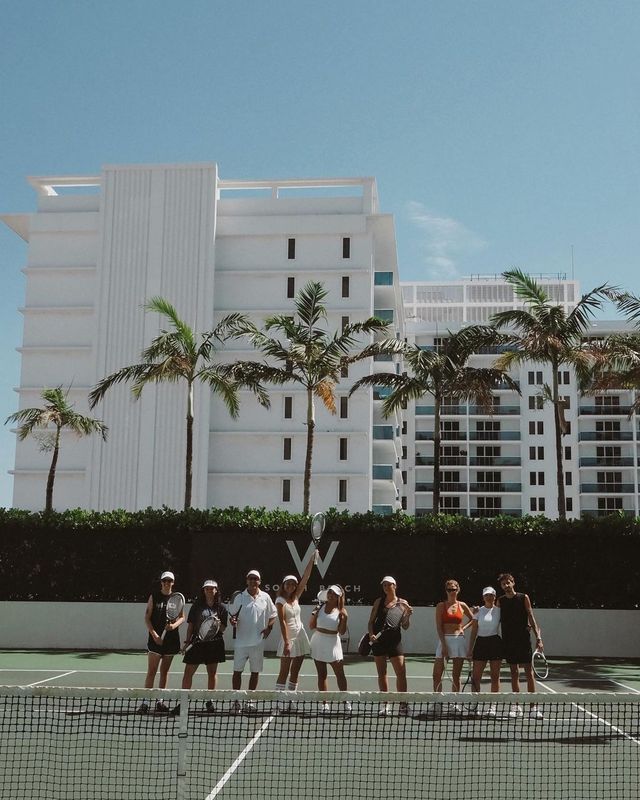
[
  {"x1": 160, "y1": 592, "x2": 185, "y2": 641},
  {"x1": 311, "y1": 512, "x2": 326, "y2": 549},
  {"x1": 371, "y1": 601, "x2": 410, "y2": 641},
  {"x1": 184, "y1": 615, "x2": 221, "y2": 652},
  {"x1": 229, "y1": 590, "x2": 242, "y2": 639},
  {"x1": 532, "y1": 649, "x2": 549, "y2": 679},
  {"x1": 312, "y1": 589, "x2": 328, "y2": 616}
]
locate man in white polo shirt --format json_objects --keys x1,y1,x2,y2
[{"x1": 228, "y1": 569, "x2": 277, "y2": 697}]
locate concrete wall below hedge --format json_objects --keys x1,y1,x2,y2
[{"x1": 1, "y1": 603, "x2": 637, "y2": 658}]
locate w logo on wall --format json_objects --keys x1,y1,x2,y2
[{"x1": 286, "y1": 540, "x2": 340, "y2": 579}]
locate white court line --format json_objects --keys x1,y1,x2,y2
[
  {"x1": 204, "y1": 714, "x2": 276, "y2": 800},
  {"x1": 611, "y1": 680, "x2": 640, "y2": 693},
  {"x1": 542, "y1": 681, "x2": 640, "y2": 746},
  {"x1": 25, "y1": 671, "x2": 76, "y2": 687}
]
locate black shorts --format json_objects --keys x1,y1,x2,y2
[
  {"x1": 182, "y1": 639, "x2": 226, "y2": 665},
  {"x1": 147, "y1": 631, "x2": 181, "y2": 657},
  {"x1": 502, "y1": 633, "x2": 532, "y2": 665},
  {"x1": 472, "y1": 635, "x2": 502, "y2": 662},
  {"x1": 371, "y1": 629, "x2": 403, "y2": 659}
]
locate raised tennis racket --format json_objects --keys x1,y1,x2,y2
[
  {"x1": 184, "y1": 615, "x2": 221, "y2": 652},
  {"x1": 160, "y1": 592, "x2": 185, "y2": 641},
  {"x1": 229, "y1": 590, "x2": 242, "y2": 639},
  {"x1": 311, "y1": 512, "x2": 326, "y2": 550},
  {"x1": 312, "y1": 589, "x2": 328, "y2": 616},
  {"x1": 371, "y1": 601, "x2": 410, "y2": 641},
  {"x1": 532, "y1": 649, "x2": 549, "y2": 679}
]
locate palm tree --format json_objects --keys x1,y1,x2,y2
[
  {"x1": 491, "y1": 269, "x2": 612, "y2": 519},
  {"x1": 350, "y1": 327, "x2": 518, "y2": 514},
  {"x1": 227, "y1": 281, "x2": 405, "y2": 513},
  {"x1": 5, "y1": 387, "x2": 108, "y2": 512},
  {"x1": 89, "y1": 297, "x2": 269, "y2": 510}
]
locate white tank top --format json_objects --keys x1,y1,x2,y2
[{"x1": 476, "y1": 605, "x2": 501, "y2": 637}]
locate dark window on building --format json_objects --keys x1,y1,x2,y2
[
  {"x1": 338, "y1": 479, "x2": 347, "y2": 503},
  {"x1": 566, "y1": 497, "x2": 573, "y2": 512},
  {"x1": 340, "y1": 397, "x2": 348, "y2": 418},
  {"x1": 565, "y1": 446, "x2": 572, "y2": 460},
  {"x1": 339, "y1": 438, "x2": 348, "y2": 461},
  {"x1": 284, "y1": 396, "x2": 293, "y2": 419},
  {"x1": 287, "y1": 238, "x2": 296, "y2": 259},
  {"x1": 341, "y1": 315, "x2": 349, "y2": 332},
  {"x1": 342, "y1": 237, "x2": 351, "y2": 259},
  {"x1": 402, "y1": 446, "x2": 407, "y2": 460},
  {"x1": 402, "y1": 470, "x2": 407, "y2": 485},
  {"x1": 401, "y1": 496, "x2": 407, "y2": 510},
  {"x1": 565, "y1": 471, "x2": 572, "y2": 486},
  {"x1": 283, "y1": 438, "x2": 292, "y2": 460},
  {"x1": 341, "y1": 276, "x2": 350, "y2": 297},
  {"x1": 402, "y1": 420, "x2": 407, "y2": 435},
  {"x1": 282, "y1": 479, "x2": 291, "y2": 502},
  {"x1": 341, "y1": 364, "x2": 349, "y2": 378},
  {"x1": 287, "y1": 276, "x2": 295, "y2": 298}
]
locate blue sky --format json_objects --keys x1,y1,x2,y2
[{"x1": 1, "y1": 1, "x2": 639, "y2": 508}]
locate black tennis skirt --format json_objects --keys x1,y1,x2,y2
[
  {"x1": 472, "y1": 634, "x2": 503, "y2": 662},
  {"x1": 182, "y1": 638, "x2": 226, "y2": 665},
  {"x1": 371, "y1": 628, "x2": 403, "y2": 658}
]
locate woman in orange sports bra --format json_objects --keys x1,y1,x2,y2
[{"x1": 433, "y1": 578, "x2": 474, "y2": 693}]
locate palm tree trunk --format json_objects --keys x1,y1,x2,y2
[
  {"x1": 551, "y1": 364, "x2": 566, "y2": 519},
  {"x1": 46, "y1": 427, "x2": 61, "y2": 512},
  {"x1": 184, "y1": 382, "x2": 194, "y2": 510},
  {"x1": 432, "y1": 394, "x2": 441, "y2": 514},
  {"x1": 303, "y1": 387, "x2": 315, "y2": 515}
]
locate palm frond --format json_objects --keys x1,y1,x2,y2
[{"x1": 503, "y1": 268, "x2": 549, "y2": 305}]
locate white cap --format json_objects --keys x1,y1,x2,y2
[
  {"x1": 282, "y1": 575, "x2": 299, "y2": 584},
  {"x1": 482, "y1": 586, "x2": 497, "y2": 596},
  {"x1": 160, "y1": 571, "x2": 175, "y2": 581},
  {"x1": 381, "y1": 576, "x2": 396, "y2": 585},
  {"x1": 327, "y1": 584, "x2": 343, "y2": 597},
  {"x1": 246, "y1": 569, "x2": 261, "y2": 579},
  {"x1": 202, "y1": 579, "x2": 218, "y2": 589}
]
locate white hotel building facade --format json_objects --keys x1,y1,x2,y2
[{"x1": 3, "y1": 163, "x2": 638, "y2": 519}]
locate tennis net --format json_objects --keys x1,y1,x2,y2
[{"x1": 2, "y1": 687, "x2": 639, "y2": 799}]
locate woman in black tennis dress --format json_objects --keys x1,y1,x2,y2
[
  {"x1": 181, "y1": 579, "x2": 228, "y2": 694},
  {"x1": 141, "y1": 570, "x2": 184, "y2": 712},
  {"x1": 367, "y1": 576, "x2": 413, "y2": 713}
]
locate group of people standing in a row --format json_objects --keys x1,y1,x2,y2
[{"x1": 141, "y1": 552, "x2": 543, "y2": 715}]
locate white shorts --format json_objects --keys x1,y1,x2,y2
[
  {"x1": 435, "y1": 634, "x2": 468, "y2": 659},
  {"x1": 233, "y1": 643, "x2": 265, "y2": 673}
]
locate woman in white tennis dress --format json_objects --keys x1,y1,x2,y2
[
  {"x1": 274, "y1": 551, "x2": 316, "y2": 700},
  {"x1": 309, "y1": 584, "x2": 350, "y2": 711}
]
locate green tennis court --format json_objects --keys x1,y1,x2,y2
[{"x1": 2, "y1": 652, "x2": 640, "y2": 799}]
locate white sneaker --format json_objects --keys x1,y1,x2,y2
[
  {"x1": 243, "y1": 700, "x2": 256, "y2": 713},
  {"x1": 343, "y1": 701, "x2": 352, "y2": 714},
  {"x1": 485, "y1": 703, "x2": 497, "y2": 717},
  {"x1": 508, "y1": 704, "x2": 524, "y2": 718},
  {"x1": 378, "y1": 703, "x2": 391, "y2": 716},
  {"x1": 230, "y1": 700, "x2": 242, "y2": 715},
  {"x1": 529, "y1": 705, "x2": 543, "y2": 719},
  {"x1": 320, "y1": 702, "x2": 331, "y2": 714}
]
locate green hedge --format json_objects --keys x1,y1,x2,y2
[{"x1": 1, "y1": 508, "x2": 639, "y2": 608}]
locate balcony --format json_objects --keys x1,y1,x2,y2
[
  {"x1": 578, "y1": 432, "x2": 633, "y2": 441},
  {"x1": 470, "y1": 456, "x2": 521, "y2": 466},
  {"x1": 374, "y1": 309, "x2": 394, "y2": 323},
  {"x1": 372, "y1": 465, "x2": 394, "y2": 480},
  {"x1": 374, "y1": 271, "x2": 394, "y2": 286},
  {"x1": 579, "y1": 405, "x2": 632, "y2": 416},
  {"x1": 469, "y1": 431, "x2": 521, "y2": 441},
  {"x1": 580, "y1": 483, "x2": 635, "y2": 494},
  {"x1": 469, "y1": 482, "x2": 522, "y2": 493},
  {"x1": 416, "y1": 405, "x2": 464, "y2": 415},
  {"x1": 373, "y1": 425, "x2": 394, "y2": 440},
  {"x1": 469, "y1": 405, "x2": 520, "y2": 416},
  {"x1": 416, "y1": 482, "x2": 468, "y2": 493},
  {"x1": 416, "y1": 431, "x2": 467, "y2": 441},
  {"x1": 579, "y1": 457, "x2": 635, "y2": 467},
  {"x1": 470, "y1": 509, "x2": 522, "y2": 518},
  {"x1": 372, "y1": 504, "x2": 395, "y2": 516},
  {"x1": 415, "y1": 455, "x2": 467, "y2": 466}
]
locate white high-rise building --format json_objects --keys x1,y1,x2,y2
[
  {"x1": 2, "y1": 164, "x2": 404, "y2": 513},
  {"x1": 401, "y1": 277, "x2": 639, "y2": 519}
]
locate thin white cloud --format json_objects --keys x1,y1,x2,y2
[{"x1": 407, "y1": 202, "x2": 487, "y2": 279}]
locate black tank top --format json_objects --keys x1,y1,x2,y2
[
  {"x1": 499, "y1": 592, "x2": 528, "y2": 637},
  {"x1": 150, "y1": 589, "x2": 171, "y2": 635}
]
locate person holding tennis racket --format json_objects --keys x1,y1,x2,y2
[
  {"x1": 181, "y1": 579, "x2": 228, "y2": 702},
  {"x1": 433, "y1": 579, "x2": 475, "y2": 694},
  {"x1": 141, "y1": 570, "x2": 185, "y2": 713},
  {"x1": 228, "y1": 569, "x2": 277, "y2": 706},
  {"x1": 497, "y1": 573, "x2": 544, "y2": 718},
  {"x1": 309, "y1": 584, "x2": 350, "y2": 712},
  {"x1": 468, "y1": 586, "x2": 502, "y2": 703},
  {"x1": 274, "y1": 550, "x2": 317, "y2": 705},
  {"x1": 367, "y1": 576, "x2": 412, "y2": 714}
]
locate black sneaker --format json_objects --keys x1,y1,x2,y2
[
  {"x1": 155, "y1": 701, "x2": 169, "y2": 713},
  {"x1": 169, "y1": 704, "x2": 181, "y2": 716},
  {"x1": 137, "y1": 702, "x2": 149, "y2": 714},
  {"x1": 205, "y1": 700, "x2": 214, "y2": 713}
]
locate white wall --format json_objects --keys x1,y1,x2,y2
[{"x1": 2, "y1": 603, "x2": 637, "y2": 658}]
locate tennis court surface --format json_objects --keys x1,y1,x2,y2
[{"x1": 2, "y1": 652, "x2": 640, "y2": 799}]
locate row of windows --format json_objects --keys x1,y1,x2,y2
[
  {"x1": 282, "y1": 478, "x2": 348, "y2": 503},
  {"x1": 286, "y1": 275, "x2": 351, "y2": 299},
  {"x1": 287, "y1": 237, "x2": 351, "y2": 260}
]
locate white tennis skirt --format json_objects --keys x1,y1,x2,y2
[
  {"x1": 276, "y1": 627, "x2": 311, "y2": 658},
  {"x1": 310, "y1": 630, "x2": 343, "y2": 663},
  {"x1": 435, "y1": 634, "x2": 468, "y2": 659}
]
